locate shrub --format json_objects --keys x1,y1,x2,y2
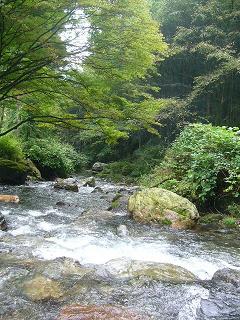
[
  {"x1": 25, "y1": 138, "x2": 88, "y2": 178},
  {"x1": 0, "y1": 135, "x2": 24, "y2": 161},
  {"x1": 222, "y1": 217, "x2": 237, "y2": 228},
  {"x1": 100, "y1": 144, "x2": 166, "y2": 183},
  {"x1": 141, "y1": 124, "x2": 240, "y2": 207},
  {"x1": 227, "y1": 203, "x2": 240, "y2": 218}
]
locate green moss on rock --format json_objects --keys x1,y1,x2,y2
[
  {"x1": 0, "y1": 158, "x2": 29, "y2": 185},
  {"x1": 128, "y1": 188, "x2": 199, "y2": 229}
]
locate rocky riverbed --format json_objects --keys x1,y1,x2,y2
[{"x1": 0, "y1": 177, "x2": 240, "y2": 319}]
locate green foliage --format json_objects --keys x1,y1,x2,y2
[
  {"x1": 0, "y1": 0, "x2": 167, "y2": 144},
  {"x1": 222, "y1": 217, "x2": 237, "y2": 228},
  {"x1": 227, "y1": 203, "x2": 240, "y2": 218},
  {"x1": 0, "y1": 136, "x2": 24, "y2": 161},
  {"x1": 100, "y1": 143, "x2": 166, "y2": 183},
  {"x1": 198, "y1": 213, "x2": 224, "y2": 225},
  {"x1": 25, "y1": 138, "x2": 87, "y2": 178},
  {"x1": 150, "y1": 0, "x2": 240, "y2": 126},
  {"x1": 142, "y1": 124, "x2": 240, "y2": 206},
  {"x1": 85, "y1": 0, "x2": 167, "y2": 81},
  {"x1": 0, "y1": 158, "x2": 29, "y2": 185}
]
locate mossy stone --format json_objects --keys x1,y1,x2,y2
[
  {"x1": 128, "y1": 188, "x2": 199, "y2": 229},
  {"x1": 0, "y1": 158, "x2": 29, "y2": 185}
]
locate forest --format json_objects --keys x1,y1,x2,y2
[
  {"x1": 1, "y1": 0, "x2": 239, "y2": 221},
  {"x1": 0, "y1": 1, "x2": 240, "y2": 319}
]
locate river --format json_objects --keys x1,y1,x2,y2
[{"x1": 0, "y1": 178, "x2": 240, "y2": 319}]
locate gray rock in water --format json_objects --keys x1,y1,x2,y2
[
  {"x1": 197, "y1": 268, "x2": 240, "y2": 319},
  {"x1": 92, "y1": 186, "x2": 103, "y2": 193},
  {"x1": 54, "y1": 178, "x2": 79, "y2": 192},
  {"x1": 83, "y1": 176, "x2": 96, "y2": 187},
  {"x1": 56, "y1": 201, "x2": 70, "y2": 207},
  {"x1": 92, "y1": 162, "x2": 106, "y2": 173},
  {"x1": 211, "y1": 268, "x2": 240, "y2": 289},
  {"x1": 0, "y1": 212, "x2": 7, "y2": 231},
  {"x1": 117, "y1": 225, "x2": 129, "y2": 237}
]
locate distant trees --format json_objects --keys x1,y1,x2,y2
[{"x1": 151, "y1": 0, "x2": 240, "y2": 126}]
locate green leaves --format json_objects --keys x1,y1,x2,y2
[
  {"x1": 0, "y1": 0, "x2": 167, "y2": 142},
  {"x1": 150, "y1": 0, "x2": 240, "y2": 127},
  {"x1": 143, "y1": 124, "x2": 240, "y2": 206},
  {"x1": 25, "y1": 138, "x2": 87, "y2": 177},
  {"x1": 84, "y1": 0, "x2": 167, "y2": 81}
]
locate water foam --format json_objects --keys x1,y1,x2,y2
[{"x1": 33, "y1": 233, "x2": 228, "y2": 279}]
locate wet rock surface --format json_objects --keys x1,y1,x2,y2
[
  {"x1": 58, "y1": 305, "x2": 149, "y2": 320},
  {"x1": 116, "y1": 224, "x2": 129, "y2": 237},
  {"x1": 197, "y1": 269, "x2": 240, "y2": 319},
  {"x1": 0, "y1": 194, "x2": 19, "y2": 203},
  {"x1": 105, "y1": 258, "x2": 198, "y2": 283},
  {"x1": 0, "y1": 212, "x2": 7, "y2": 231},
  {"x1": 128, "y1": 188, "x2": 199, "y2": 228},
  {"x1": 22, "y1": 275, "x2": 63, "y2": 301},
  {"x1": 92, "y1": 162, "x2": 106, "y2": 173},
  {"x1": 54, "y1": 178, "x2": 79, "y2": 192},
  {"x1": 83, "y1": 176, "x2": 96, "y2": 187}
]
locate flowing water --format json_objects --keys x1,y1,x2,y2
[{"x1": 0, "y1": 178, "x2": 240, "y2": 319}]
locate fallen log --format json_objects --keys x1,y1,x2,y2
[{"x1": 0, "y1": 195, "x2": 20, "y2": 203}]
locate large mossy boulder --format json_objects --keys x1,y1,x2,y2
[
  {"x1": 128, "y1": 188, "x2": 199, "y2": 228},
  {"x1": 0, "y1": 158, "x2": 29, "y2": 185}
]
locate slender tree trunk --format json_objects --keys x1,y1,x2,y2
[{"x1": 0, "y1": 106, "x2": 5, "y2": 132}]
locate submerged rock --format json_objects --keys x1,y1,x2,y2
[
  {"x1": 105, "y1": 258, "x2": 198, "y2": 283},
  {"x1": 91, "y1": 186, "x2": 103, "y2": 193},
  {"x1": 128, "y1": 188, "x2": 199, "y2": 228},
  {"x1": 83, "y1": 176, "x2": 96, "y2": 187},
  {"x1": 80, "y1": 209, "x2": 115, "y2": 221},
  {"x1": 0, "y1": 212, "x2": 7, "y2": 231},
  {"x1": 117, "y1": 224, "x2": 129, "y2": 237},
  {"x1": 56, "y1": 201, "x2": 69, "y2": 206},
  {"x1": 130, "y1": 262, "x2": 198, "y2": 283},
  {"x1": 0, "y1": 158, "x2": 29, "y2": 185},
  {"x1": 54, "y1": 178, "x2": 79, "y2": 192},
  {"x1": 40, "y1": 257, "x2": 92, "y2": 280},
  {"x1": 23, "y1": 275, "x2": 63, "y2": 301},
  {"x1": 58, "y1": 305, "x2": 149, "y2": 320},
  {"x1": 92, "y1": 162, "x2": 106, "y2": 173}
]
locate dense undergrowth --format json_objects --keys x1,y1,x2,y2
[
  {"x1": 99, "y1": 124, "x2": 240, "y2": 222},
  {"x1": 0, "y1": 135, "x2": 87, "y2": 179},
  {"x1": 0, "y1": 135, "x2": 24, "y2": 162},
  {"x1": 141, "y1": 124, "x2": 240, "y2": 207},
  {"x1": 0, "y1": 123, "x2": 239, "y2": 225}
]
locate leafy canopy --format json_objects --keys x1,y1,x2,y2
[{"x1": 0, "y1": 0, "x2": 167, "y2": 141}]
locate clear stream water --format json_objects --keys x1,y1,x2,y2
[{"x1": 0, "y1": 178, "x2": 240, "y2": 319}]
